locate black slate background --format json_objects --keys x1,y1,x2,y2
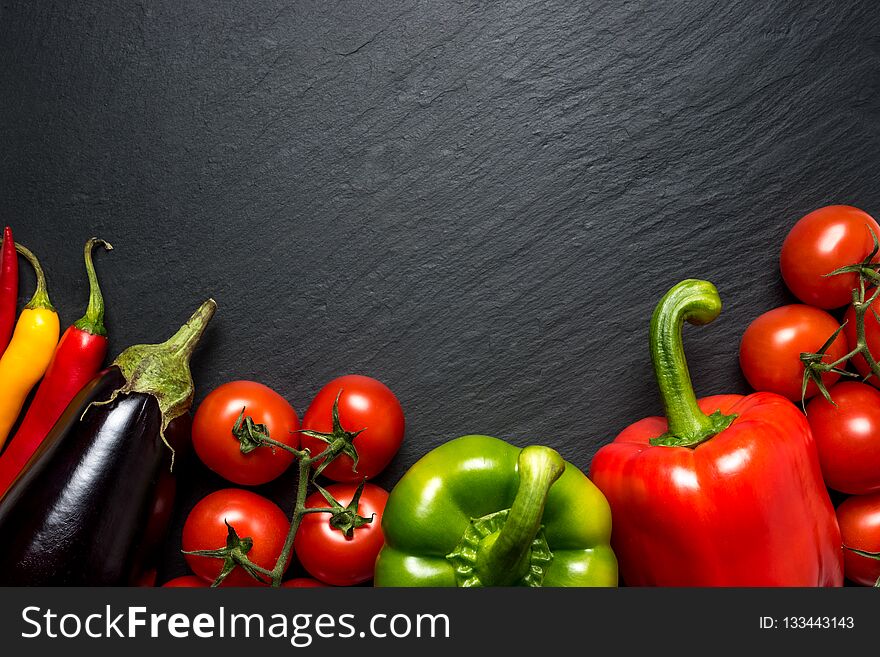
[{"x1": 2, "y1": 1, "x2": 879, "y2": 582}]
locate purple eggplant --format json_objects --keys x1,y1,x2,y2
[{"x1": 0, "y1": 300, "x2": 215, "y2": 585}]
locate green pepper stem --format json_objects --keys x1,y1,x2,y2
[
  {"x1": 73, "y1": 238, "x2": 112, "y2": 336},
  {"x1": 649, "y1": 280, "x2": 735, "y2": 448},
  {"x1": 477, "y1": 446, "x2": 564, "y2": 586},
  {"x1": 13, "y1": 243, "x2": 54, "y2": 311}
]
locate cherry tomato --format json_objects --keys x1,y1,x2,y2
[
  {"x1": 843, "y1": 299, "x2": 880, "y2": 388},
  {"x1": 281, "y1": 578, "x2": 329, "y2": 588},
  {"x1": 739, "y1": 305, "x2": 849, "y2": 401},
  {"x1": 162, "y1": 575, "x2": 209, "y2": 588},
  {"x1": 837, "y1": 493, "x2": 880, "y2": 586},
  {"x1": 182, "y1": 489, "x2": 290, "y2": 587},
  {"x1": 805, "y1": 382, "x2": 880, "y2": 494},
  {"x1": 294, "y1": 482, "x2": 388, "y2": 586},
  {"x1": 780, "y1": 205, "x2": 880, "y2": 309},
  {"x1": 300, "y1": 375, "x2": 404, "y2": 482},
  {"x1": 193, "y1": 381, "x2": 300, "y2": 486}
]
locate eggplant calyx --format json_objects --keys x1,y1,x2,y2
[
  {"x1": 183, "y1": 521, "x2": 268, "y2": 587},
  {"x1": 83, "y1": 299, "x2": 217, "y2": 466}
]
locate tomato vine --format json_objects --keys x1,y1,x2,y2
[
  {"x1": 801, "y1": 229, "x2": 880, "y2": 406},
  {"x1": 183, "y1": 393, "x2": 371, "y2": 587}
]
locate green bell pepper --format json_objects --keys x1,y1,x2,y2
[{"x1": 374, "y1": 435, "x2": 617, "y2": 587}]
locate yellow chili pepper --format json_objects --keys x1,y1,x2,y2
[{"x1": 0, "y1": 244, "x2": 60, "y2": 449}]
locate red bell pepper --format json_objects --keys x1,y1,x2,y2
[
  {"x1": 0, "y1": 238, "x2": 111, "y2": 496},
  {"x1": 0, "y1": 227, "x2": 18, "y2": 354},
  {"x1": 589, "y1": 279, "x2": 843, "y2": 586}
]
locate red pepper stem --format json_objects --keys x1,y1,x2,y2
[
  {"x1": 475, "y1": 446, "x2": 564, "y2": 586},
  {"x1": 73, "y1": 238, "x2": 112, "y2": 337},
  {"x1": 649, "y1": 280, "x2": 736, "y2": 448},
  {"x1": 14, "y1": 243, "x2": 54, "y2": 311}
]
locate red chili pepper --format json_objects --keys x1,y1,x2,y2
[
  {"x1": 0, "y1": 227, "x2": 18, "y2": 354},
  {"x1": 0, "y1": 238, "x2": 112, "y2": 495},
  {"x1": 589, "y1": 280, "x2": 843, "y2": 586}
]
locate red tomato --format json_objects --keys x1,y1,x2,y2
[
  {"x1": 300, "y1": 375, "x2": 404, "y2": 482},
  {"x1": 294, "y1": 482, "x2": 387, "y2": 586},
  {"x1": 739, "y1": 305, "x2": 849, "y2": 401},
  {"x1": 780, "y1": 205, "x2": 880, "y2": 309},
  {"x1": 281, "y1": 578, "x2": 329, "y2": 588},
  {"x1": 806, "y1": 382, "x2": 880, "y2": 494},
  {"x1": 837, "y1": 493, "x2": 880, "y2": 586},
  {"x1": 182, "y1": 489, "x2": 290, "y2": 587},
  {"x1": 843, "y1": 300, "x2": 880, "y2": 388},
  {"x1": 193, "y1": 381, "x2": 300, "y2": 486},
  {"x1": 162, "y1": 575, "x2": 209, "y2": 588}
]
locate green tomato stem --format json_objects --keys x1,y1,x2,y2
[
  {"x1": 204, "y1": 439, "x2": 341, "y2": 587},
  {"x1": 302, "y1": 507, "x2": 337, "y2": 515},
  {"x1": 806, "y1": 279, "x2": 880, "y2": 397},
  {"x1": 248, "y1": 564, "x2": 275, "y2": 577},
  {"x1": 830, "y1": 347, "x2": 863, "y2": 368},
  {"x1": 259, "y1": 434, "x2": 308, "y2": 459},
  {"x1": 249, "y1": 444, "x2": 336, "y2": 587},
  {"x1": 267, "y1": 456, "x2": 313, "y2": 586},
  {"x1": 852, "y1": 295, "x2": 880, "y2": 379},
  {"x1": 799, "y1": 230, "x2": 880, "y2": 406}
]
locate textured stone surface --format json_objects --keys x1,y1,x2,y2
[{"x1": 2, "y1": 1, "x2": 879, "y2": 581}]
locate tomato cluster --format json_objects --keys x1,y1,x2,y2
[
  {"x1": 162, "y1": 374, "x2": 405, "y2": 588},
  {"x1": 740, "y1": 204, "x2": 880, "y2": 586}
]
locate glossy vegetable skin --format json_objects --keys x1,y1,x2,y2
[
  {"x1": 296, "y1": 482, "x2": 387, "y2": 586},
  {"x1": 837, "y1": 493, "x2": 880, "y2": 586},
  {"x1": 780, "y1": 205, "x2": 880, "y2": 309},
  {"x1": 375, "y1": 435, "x2": 617, "y2": 587},
  {"x1": 300, "y1": 375, "x2": 405, "y2": 482},
  {"x1": 739, "y1": 305, "x2": 848, "y2": 401},
  {"x1": 806, "y1": 382, "x2": 880, "y2": 494},
  {"x1": 0, "y1": 239, "x2": 111, "y2": 496},
  {"x1": 0, "y1": 300, "x2": 214, "y2": 585},
  {"x1": 0, "y1": 227, "x2": 18, "y2": 353},
  {"x1": 0, "y1": 367, "x2": 189, "y2": 584},
  {"x1": 182, "y1": 488, "x2": 290, "y2": 587},
  {"x1": 192, "y1": 381, "x2": 299, "y2": 486},
  {"x1": 589, "y1": 280, "x2": 843, "y2": 586},
  {"x1": 0, "y1": 244, "x2": 59, "y2": 449}
]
